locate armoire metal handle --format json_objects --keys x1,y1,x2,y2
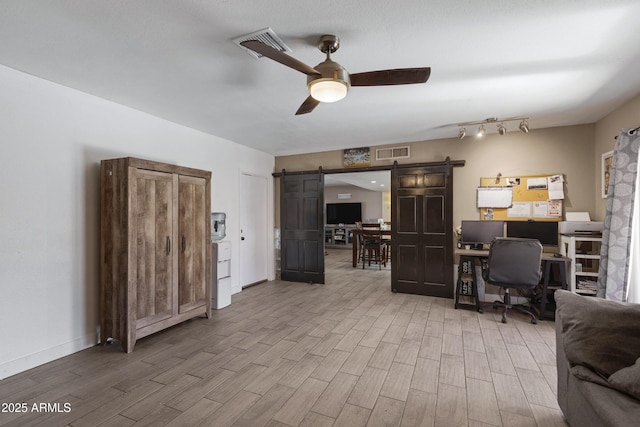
[{"x1": 166, "y1": 236, "x2": 171, "y2": 255}]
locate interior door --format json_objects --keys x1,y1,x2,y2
[
  {"x1": 280, "y1": 171, "x2": 325, "y2": 284},
  {"x1": 239, "y1": 173, "x2": 269, "y2": 288},
  {"x1": 178, "y1": 175, "x2": 208, "y2": 312},
  {"x1": 391, "y1": 163, "x2": 454, "y2": 297}
]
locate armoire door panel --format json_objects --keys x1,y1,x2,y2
[
  {"x1": 192, "y1": 181, "x2": 207, "y2": 303},
  {"x1": 178, "y1": 175, "x2": 208, "y2": 312},
  {"x1": 134, "y1": 170, "x2": 174, "y2": 324}
]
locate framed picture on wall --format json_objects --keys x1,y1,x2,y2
[
  {"x1": 343, "y1": 147, "x2": 371, "y2": 167},
  {"x1": 602, "y1": 150, "x2": 613, "y2": 198}
]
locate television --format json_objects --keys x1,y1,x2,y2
[
  {"x1": 461, "y1": 220, "x2": 505, "y2": 246},
  {"x1": 506, "y1": 220, "x2": 559, "y2": 247},
  {"x1": 326, "y1": 202, "x2": 362, "y2": 225}
]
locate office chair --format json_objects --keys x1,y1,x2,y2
[{"x1": 485, "y1": 237, "x2": 543, "y2": 324}]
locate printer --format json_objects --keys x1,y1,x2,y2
[{"x1": 559, "y1": 221, "x2": 604, "y2": 235}]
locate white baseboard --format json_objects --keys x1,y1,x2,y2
[{"x1": 0, "y1": 332, "x2": 98, "y2": 380}]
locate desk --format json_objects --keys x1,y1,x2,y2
[
  {"x1": 538, "y1": 256, "x2": 570, "y2": 319},
  {"x1": 455, "y1": 250, "x2": 486, "y2": 312},
  {"x1": 351, "y1": 229, "x2": 392, "y2": 267},
  {"x1": 454, "y1": 249, "x2": 570, "y2": 319}
]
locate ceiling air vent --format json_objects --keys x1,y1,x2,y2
[
  {"x1": 232, "y1": 27, "x2": 292, "y2": 59},
  {"x1": 376, "y1": 146, "x2": 410, "y2": 161}
]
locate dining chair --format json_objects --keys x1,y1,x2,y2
[
  {"x1": 354, "y1": 221, "x2": 364, "y2": 264},
  {"x1": 361, "y1": 224, "x2": 388, "y2": 269}
]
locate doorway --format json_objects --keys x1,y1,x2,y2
[
  {"x1": 324, "y1": 171, "x2": 391, "y2": 224},
  {"x1": 278, "y1": 159, "x2": 460, "y2": 297},
  {"x1": 324, "y1": 170, "x2": 391, "y2": 271},
  {"x1": 239, "y1": 173, "x2": 269, "y2": 288}
]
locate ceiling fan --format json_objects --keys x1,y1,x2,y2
[{"x1": 240, "y1": 35, "x2": 431, "y2": 115}]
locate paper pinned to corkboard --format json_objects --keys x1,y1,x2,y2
[{"x1": 477, "y1": 187, "x2": 513, "y2": 208}]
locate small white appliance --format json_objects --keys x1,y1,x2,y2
[
  {"x1": 558, "y1": 221, "x2": 604, "y2": 234},
  {"x1": 212, "y1": 240, "x2": 232, "y2": 309}
]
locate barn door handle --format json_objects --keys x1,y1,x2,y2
[{"x1": 166, "y1": 236, "x2": 171, "y2": 255}]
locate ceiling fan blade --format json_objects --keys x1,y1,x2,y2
[
  {"x1": 295, "y1": 96, "x2": 321, "y2": 115},
  {"x1": 240, "y1": 40, "x2": 321, "y2": 76},
  {"x1": 350, "y1": 67, "x2": 431, "y2": 86}
]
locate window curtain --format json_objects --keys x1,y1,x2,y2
[{"x1": 597, "y1": 127, "x2": 640, "y2": 302}]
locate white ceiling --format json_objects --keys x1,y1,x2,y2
[{"x1": 2, "y1": 1, "x2": 640, "y2": 156}]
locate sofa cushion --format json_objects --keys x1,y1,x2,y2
[
  {"x1": 571, "y1": 364, "x2": 609, "y2": 387},
  {"x1": 608, "y1": 357, "x2": 640, "y2": 400},
  {"x1": 576, "y1": 374, "x2": 640, "y2": 427},
  {"x1": 555, "y1": 290, "x2": 640, "y2": 377}
]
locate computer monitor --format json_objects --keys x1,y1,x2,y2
[
  {"x1": 461, "y1": 220, "x2": 505, "y2": 246},
  {"x1": 505, "y1": 220, "x2": 559, "y2": 247}
]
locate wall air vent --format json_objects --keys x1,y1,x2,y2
[
  {"x1": 232, "y1": 27, "x2": 292, "y2": 59},
  {"x1": 376, "y1": 146, "x2": 410, "y2": 161}
]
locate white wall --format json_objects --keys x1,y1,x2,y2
[{"x1": 0, "y1": 64, "x2": 275, "y2": 379}]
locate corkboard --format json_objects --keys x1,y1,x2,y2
[{"x1": 479, "y1": 174, "x2": 562, "y2": 221}]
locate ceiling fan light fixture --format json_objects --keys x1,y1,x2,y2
[
  {"x1": 309, "y1": 79, "x2": 349, "y2": 103},
  {"x1": 519, "y1": 120, "x2": 529, "y2": 133},
  {"x1": 458, "y1": 128, "x2": 466, "y2": 140},
  {"x1": 477, "y1": 125, "x2": 485, "y2": 138},
  {"x1": 498, "y1": 123, "x2": 507, "y2": 135}
]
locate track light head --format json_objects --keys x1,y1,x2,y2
[{"x1": 455, "y1": 116, "x2": 529, "y2": 139}]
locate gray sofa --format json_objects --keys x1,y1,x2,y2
[{"x1": 555, "y1": 290, "x2": 640, "y2": 426}]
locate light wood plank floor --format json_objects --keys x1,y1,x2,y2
[{"x1": 0, "y1": 249, "x2": 568, "y2": 426}]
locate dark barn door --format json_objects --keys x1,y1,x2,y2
[
  {"x1": 280, "y1": 171, "x2": 325, "y2": 284},
  {"x1": 391, "y1": 163, "x2": 454, "y2": 297}
]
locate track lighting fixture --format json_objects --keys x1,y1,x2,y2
[{"x1": 454, "y1": 116, "x2": 530, "y2": 139}]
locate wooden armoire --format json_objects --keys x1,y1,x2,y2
[{"x1": 100, "y1": 157, "x2": 211, "y2": 352}]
